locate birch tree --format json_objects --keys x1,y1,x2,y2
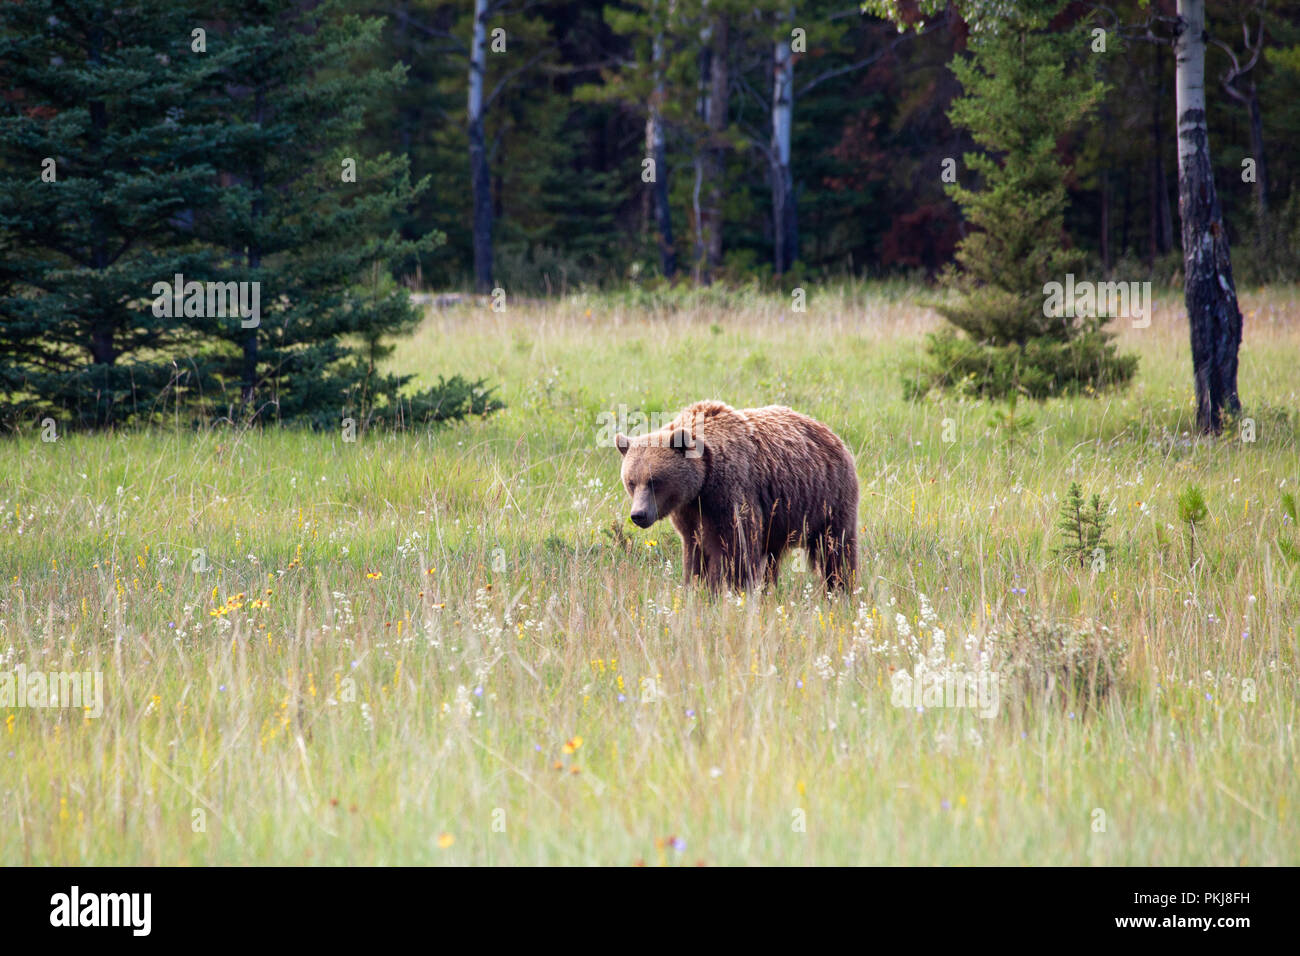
[
  {"x1": 468, "y1": 0, "x2": 492, "y2": 292},
  {"x1": 1175, "y1": 0, "x2": 1243, "y2": 433},
  {"x1": 390, "y1": 2, "x2": 552, "y2": 295},
  {"x1": 772, "y1": 10, "x2": 797, "y2": 274},
  {"x1": 756, "y1": 6, "x2": 936, "y2": 276},
  {"x1": 647, "y1": 0, "x2": 678, "y2": 277}
]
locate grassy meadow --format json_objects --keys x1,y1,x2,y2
[{"x1": 2, "y1": 281, "x2": 1298, "y2": 865}]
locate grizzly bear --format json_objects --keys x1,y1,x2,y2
[{"x1": 615, "y1": 400, "x2": 859, "y2": 592}]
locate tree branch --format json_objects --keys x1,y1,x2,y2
[
  {"x1": 796, "y1": 20, "x2": 940, "y2": 99},
  {"x1": 485, "y1": 48, "x2": 554, "y2": 109}
]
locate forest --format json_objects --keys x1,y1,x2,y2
[{"x1": 1, "y1": 1, "x2": 1298, "y2": 432}]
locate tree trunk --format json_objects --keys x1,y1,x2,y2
[
  {"x1": 1099, "y1": 167, "x2": 1110, "y2": 272},
  {"x1": 243, "y1": 88, "x2": 264, "y2": 409},
  {"x1": 693, "y1": 13, "x2": 726, "y2": 284},
  {"x1": 86, "y1": 20, "x2": 116, "y2": 425},
  {"x1": 692, "y1": 22, "x2": 711, "y2": 284},
  {"x1": 704, "y1": 15, "x2": 727, "y2": 277},
  {"x1": 1120, "y1": 165, "x2": 1132, "y2": 259},
  {"x1": 692, "y1": 154, "x2": 706, "y2": 284},
  {"x1": 1147, "y1": 81, "x2": 1162, "y2": 264},
  {"x1": 1149, "y1": 42, "x2": 1175, "y2": 260},
  {"x1": 771, "y1": 16, "x2": 797, "y2": 275},
  {"x1": 88, "y1": 22, "x2": 112, "y2": 369},
  {"x1": 90, "y1": 323, "x2": 114, "y2": 365},
  {"x1": 468, "y1": 0, "x2": 493, "y2": 294},
  {"x1": 1246, "y1": 82, "x2": 1267, "y2": 218},
  {"x1": 1237, "y1": 79, "x2": 1268, "y2": 253},
  {"x1": 1174, "y1": 0, "x2": 1243, "y2": 435},
  {"x1": 648, "y1": 4, "x2": 676, "y2": 278}
]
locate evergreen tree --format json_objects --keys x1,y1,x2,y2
[
  {"x1": 0, "y1": 0, "x2": 500, "y2": 431},
  {"x1": 191, "y1": 0, "x2": 458, "y2": 426},
  {"x1": 0, "y1": 0, "x2": 231, "y2": 428},
  {"x1": 906, "y1": 16, "x2": 1138, "y2": 399}
]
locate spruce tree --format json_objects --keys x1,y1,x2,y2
[
  {"x1": 188, "y1": 0, "x2": 457, "y2": 426},
  {"x1": 907, "y1": 17, "x2": 1138, "y2": 400},
  {"x1": 0, "y1": 0, "x2": 232, "y2": 428},
  {"x1": 1, "y1": 0, "x2": 498, "y2": 431}
]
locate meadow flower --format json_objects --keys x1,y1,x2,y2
[
  {"x1": 452, "y1": 686, "x2": 473, "y2": 719},
  {"x1": 813, "y1": 655, "x2": 835, "y2": 680},
  {"x1": 437, "y1": 833, "x2": 455, "y2": 849}
]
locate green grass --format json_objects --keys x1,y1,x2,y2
[{"x1": 2, "y1": 281, "x2": 1298, "y2": 864}]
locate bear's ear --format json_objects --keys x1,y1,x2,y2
[
  {"x1": 669, "y1": 427, "x2": 700, "y2": 456},
  {"x1": 615, "y1": 433, "x2": 630, "y2": 456}
]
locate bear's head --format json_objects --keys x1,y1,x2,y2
[{"x1": 615, "y1": 427, "x2": 705, "y2": 528}]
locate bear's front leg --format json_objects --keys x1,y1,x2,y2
[
  {"x1": 696, "y1": 521, "x2": 727, "y2": 593},
  {"x1": 671, "y1": 511, "x2": 706, "y2": 586},
  {"x1": 730, "y1": 508, "x2": 766, "y2": 594},
  {"x1": 681, "y1": 533, "x2": 706, "y2": 585},
  {"x1": 718, "y1": 524, "x2": 763, "y2": 593}
]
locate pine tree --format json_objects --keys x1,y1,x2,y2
[
  {"x1": 1, "y1": 0, "x2": 498, "y2": 431},
  {"x1": 0, "y1": 0, "x2": 232, "y2": 428},
  {"x1": 1054, "y1": 482, "x2": 1111, "y2": 569},
  {"x1": 910, "y1": 17, "x2": 1137, "y2": 400},
  {"x1": 188, "y1": 0, "x2": 453, "y2": 426}
]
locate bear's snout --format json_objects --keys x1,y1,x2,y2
[{"x1": 629, "y1": 508, "x2": 654, "y2": 528}]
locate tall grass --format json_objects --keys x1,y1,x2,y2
[{"x1": 1, "y1": 283, "x2": 1297, "y2": 864}]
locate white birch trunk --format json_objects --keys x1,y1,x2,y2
[
  {"x1": 468, "y1": 0, "x2": 492, "y2": 292},
  {"x1": 771, "y1": 13, "x2": 795, "y2": 274}
]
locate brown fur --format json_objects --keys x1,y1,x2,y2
[{"x1": 615, "y1": 401, "x2": 859, "y2": 593}]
